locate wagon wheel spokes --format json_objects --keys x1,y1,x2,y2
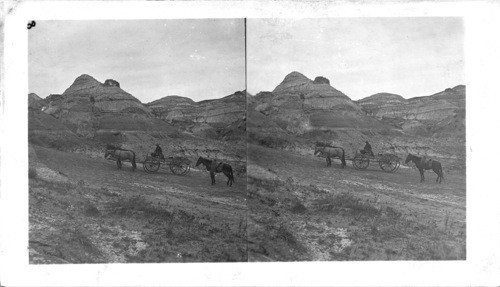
[
  {"x1": 170, "y1": 162, "x2": 190, "y2": 175},
  {"x1": 394, "y1": 161, "x2": 401, "y2": 172},
  {"x1": 379, "y1": 157, "x2": 400, "y2": 172},
  {"x1": 143, "y1": 157, "x2": 161, "y2": 173},
  {"x1": 353, "y1": 154, "x2": 370, "y2": 169}
]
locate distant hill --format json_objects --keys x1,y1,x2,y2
[
  {"x1": 146, "y1": 91, "x2": 246, "y2": 124},
  {"x1": 29, "y1": 93, "x2": 44, "y2": 110},
  {"x1": 357, "y1": 85, "x2": 465, "y2": 138}
]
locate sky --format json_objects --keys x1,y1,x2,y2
[
  {"x1": 247, "y1": 18, "x2": 464, "y2": 100},
  {"x1": 29, "y1": 19, "x2": 245, "y2": 103}
]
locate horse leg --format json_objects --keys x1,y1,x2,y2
[
  {"x1": 419, "y1": 168, "x2": 424, "y2": 182},
  {"x1": 117, "y1": 158, "x2": 122, "y2": 170},
  {"x1": 327, "y1": 156, "x2": 331, "y2": 167},
  {"x1": 226, "y1": 171, "x2": 233, "y2": 187},
  {"x1": 210, "y1": 171, "x2": 215, "y2": 185},
  {"x1": 227, "y1": 168, "x2": 234, "y2": 187},
  {"x1": 440, "y1": 167, "x2": 444, "y2": 184},
  {"x1": 132, "y1": 158, "x2": 137, "y2": 171}
]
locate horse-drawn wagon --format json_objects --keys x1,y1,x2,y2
[
  {"x1": 351, "y1": 152, "x2": 400, "y2": 172},
  {"x1": 314, "y1": 142, "x2": 400, "y2": 172},
  {"x1": 142, "y1": 155, "x2": 191, "y2": 175}
]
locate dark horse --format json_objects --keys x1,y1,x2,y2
[
  {"x1": 195, "y1": 157, "x2": 235, "y2": 186},
  {"x1": 314, "y1": 143, "x2": 346, "y2": 168},
  {"x1": 405, "y1": 154, "x2": 444, "y2": 183},
  {"x1": 104, "y1": 145, "x2": 137, "y2": 171}
]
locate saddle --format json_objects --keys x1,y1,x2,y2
[
  {"x1": 211, "y1": 160, "x2": 224, "y2": 173},
  {"x1": 421, "y1": 157, "x2": 433, "y2": 168}
]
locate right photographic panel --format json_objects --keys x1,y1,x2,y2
[{"x1": 246, "y1": 18, "x2": 465, "y2": 261}]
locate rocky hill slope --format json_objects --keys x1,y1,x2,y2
[
  {"x1": 29, "y1": 74, "x2": 247, "y2": 171},
  {"x1": 146, "y1": 90, "x2": 246, "y2": 142},
  {"x1": 147, "y1": 91, "x2": 246, "y2": 124},
  {"x1": 357, "y1": 85, "x2": 465, "y2": 138},
  {"x1": 249, "y1": 71, "x2": 465, "y2": 171}
]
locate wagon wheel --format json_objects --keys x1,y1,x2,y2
[
  {"x1": 143, "y1": 157, "x2": 160, "y2": 173},
  {"x1": 379, "y1": 156, "x2": 399, "y2": 172},
  {"x1": 394, "y1": 160, "x2": 401, "y2": 172},
  {"x1": 353, "y1": 154, "x2": 370, "y2": 169},
  {"x1": 170, "y1": 162, "x2": 190, "y2": 175}
]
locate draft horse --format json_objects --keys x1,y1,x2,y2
[
  {"x1": 405, "y1": 154, "x2": 444, "y2": 183},
  {"x1": 104, "y1": 145, "x2": 137, "y2": 171},
  {"x1": 314, "y1": 143, "x2": 346, "y2": 168},
  {"x1": 195, "y1": 156, "x2": 235, "y2": 186}
]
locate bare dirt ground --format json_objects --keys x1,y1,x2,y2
[
  {"x1": 29, "y1": 145, "x2": 248, "y2": 263},
  {"x1": 247, "y1": 144, "x2": 466, "y2": 261}
]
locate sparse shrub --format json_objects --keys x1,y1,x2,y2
[
  {"x1": 275, "y1": 224, "x2": 298, "y2": 245},
  {"x1": 83, "y1": 203, "x2": 100, "y2": 217},
  {"x1": 378, "y1": 226, "x2": 407, "y2": 240},
  {"x1": 168, "y1": 130, "x2": 183, "y2": 139},
  {"x1": 70, "y1": 227, "x2": 101, "y2": 256},
  {"x1": 151, "y1": 133, "x2": 165, "y2": 139},
  {"x1": 316, "y1": 192, "x2": 380, "y2": 218},
  {"x1": 370, "y1": 225, "x2": 379, "y2": 236},
  {"x1": 275, "y1": 119, "x2": 289, "y2": 131},
  {"x1": 308, "y1": 184, "x2": 327, "y2": 194},
  {"x1": 291, "y1": 202, "x2": 307, "y2": 214},
  {"x1": 258, "y1": 136, "x2": 289, "y2": 149},
  {"x1": 384, "y1": 206, "x2": 403, "y2": 221},
  {"x1": 107, "y1": 195, "x2": 172, "y2": 220},
  {"x1": 29, "y1": 167, "x2": 37, "y2": 179}
]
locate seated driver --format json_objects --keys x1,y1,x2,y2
[
  {"x1": 152, "y1": 144, "x2": 165, "y2": 159},
  {"x1": 360, "y1": 141, "x2": 374, "y2": 156}
]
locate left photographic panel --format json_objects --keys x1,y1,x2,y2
[{"x1": 28, "y1": 20, "x2": 247, "y2": 263}]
